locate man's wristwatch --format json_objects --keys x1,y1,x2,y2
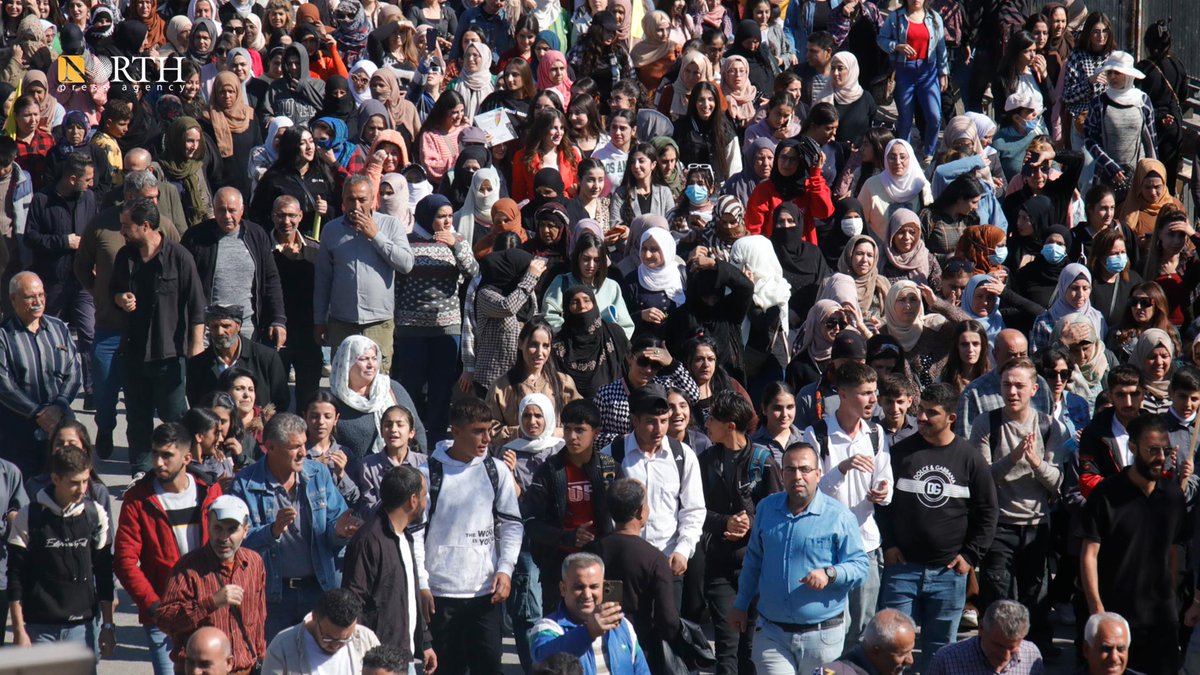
[
  {"x1": 824, "y1": 566, "x2": 837, "y2": 583},
  {"x1": 101, "y1": 623, "x2": 116, "y2": 631}
]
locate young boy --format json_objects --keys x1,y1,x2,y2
[
  {"x1": 803, "y1": 361, "x2": 891, "y2": 650},
  {"x1": 7, "y1": 445, "x2": 114, "y2": 656},
  {"x1": 877, "y1": 372, "x2": 919, "y2": 447},
  {"x1": 90, "y1": 98, "x2": 131, "y2": 189},
  {"x1": 1162, "y1": 365, "x2": 1200, "y2": 499}
]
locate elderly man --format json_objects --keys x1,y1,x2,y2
[
  {"x1": 314, "y1": 175, "x2": 413, "y2": 374},
  {"x1": 927, "y1": 600, "x2": 1043, "y2": 675},
  {"x1": 270, "y1": 195, "x2": 322, "y2": 409},
  {"x1": 112, "y1": 198, "x2": 206, "y2": 479},
  {"x1": 119, "y1": 148, "x2": 187, "y2": 231},
  {"x1": 186, "y1": 303, "x2": 290, "y2": 410},
  {"x1": 157, "y1": 495, "x2": 266, "y2": 674},
  {"x1": 0, "y1": 271, "x2": 81, "y2": 476},
  {"x1": 230, "y1": 413, "x2": 361, "y2": 642},
  {"x1": 1084, "y1": 613, "x2": 1139, "y2": 675},
  {"x1": 76, "y1": 169, "x2": 182, "y2": 458},
  {"x1": 181, "y1": 187, "x2": 286, "y2": 347},
  {"x1": 530, "y1": 552, "x2": 652, "y2": 675},
  {"x1": 184, "y1": 627, "x2": 235, "y2": 675},
  {"x1": 816, "y1": 609, "x2": 916, "y2": 675}
]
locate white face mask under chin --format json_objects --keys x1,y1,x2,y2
[{"x1": 841, "y1": 217, "x2": 864, "y2": 237}]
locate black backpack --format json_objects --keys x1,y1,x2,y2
[
  {"x1": 426, "y1": 455, "x2": 517, "y2": 526},
  {"x1": 611, "y1": 435, "x2": 688, "y2": 484},
  {"x1": 810, "y1": 419, "x2": 883, "y2": 460}
]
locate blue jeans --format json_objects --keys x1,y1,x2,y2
[
  {"x1": 880, "y1": 563, "x2": 968, "y2": 673},
  {"x1": 507, "y1": 549, "x2": 542, "y2": 674},
  {"x1": 144, "y1": 624, "x2": 175, "y2": 675},
  {"x1": 27, "y1": 621, "x2": 96, "y2": 672},
  {"x1": 393, "y1": 334, "x2": 460, "y2": 449},
  {"x1": 752, "y1": 619, "x2": 845, "y2": 675},
  {"x1": 91, "y1": 329, "x2": 123, "y2": 433},
  {"x1": 894, "y1": 59, "x2": 943, "y2": 159},
  {"x1": 265, "y1": 584, "x2": 324, "y2": 646}
]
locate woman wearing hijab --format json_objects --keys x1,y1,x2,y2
[
  {"x1": 20, "y1": 71, "x2": 63, "y2": 136},
  {"x1": 474, "y1": 198, "x2": 529, "y2": 260},
  {"x1": 318, "y1": 75, "x2": 360, "y2": 139},
  {"x1": 1030, "y1": 263, "x2": 1106, "y2": 353},
  {"x1": 552, "y1": 285, "x2": 631, "y2": 398},
  {"x1": 159, "y1": 116, "x2": 215, "y2": 229},
  {"x1": 839, "y1": 234, "x2": 890, "y2": 324},
  {"x1": 1048, "y1": 316, "x2": 1109, "y2": 417},
  {"x1": 727, "y1": 19, "x2": 775, "y2": 100},
  {"x1": 732, "y1": 234, "x2": 793, "y2": 385},
  {"x1": 369, "y1": 66, "x2": 420, "y2": 148},
  {"x1": 1130, "y1": 327, "x2": 1175, "y2": 414},
  {"x1": 1010, "y1": 222, "x2": 1073, "y2": 324},
  {"x1": 658, "y1": 49, "x2": 716, "y2": 120},
  {"x1": 880, "y1": 208, "x2": 940, "y2": 289},
  {"x1": 473, "y1": 247, "x2": 545, "y2": 392},
  {"x1": 393, "y1": 193, "x2": 477, "y2": 443},
  {"x1": 184, "y1": 17, "x2": 216, "y2": 67},
  {"x1": 960, "y1": 273, "x2": 1006, "y2": 345},
  {"x1": 721, "y1": 137, "x2": 773, "y2": 207},
  {"x1": 312, "y1": 117, "x2": 363, "y2": 173},
  {"x1": 355, "y1": 98, "x2": 389, "y2": 156},
  {"x1": 1117, "y1": 158, "x2": 1184, "y2": 257},
  {"x1": 330, "y1": 335, "x2": 427, "y2": 460},
  {"x1": 85, "y1": 5, "x2": 115, "y2": 52},
  {"x1": 631, "y1": 11, "x2": 678, "y2": 93},
  {"x1": 497, "y1": 393, "x2": 566, "y2": 480},
  {"x1": 454, "y1": 166, "x2": 502, "y2": 244},
  {"x1": 44, "y1": 110, "x2": 112, "y2": 194},
  {"x1": 489, "y1": 320, "x2": 581, "y2": 447},
  {"x1": 815, "y1": 196, "x2": 864, "y2": 269},
  {"x1": 720, "y1": 54, "x2": 758, "y2": 131},
  {"x1": 831, "y1": 51, "x2": 876, "y2": 146},
  {"x1": 771, "y1": 202, "x2": 830, "y2": 316},
  {"x1": 650, "y1": 135, "x2": 683, "y2": 199},
  {"x1": 441, "y1": 144, "x2": 491, "y2": 210},
  {"x1": 955, "y1": 224, "x2": 1009, "y2": 277},
  {"x1": 332, "y1": 0, "x2": 371, "y2": 66},
  {"x1": 624, "y1": 228, "x2": 685, "y2": 339},
  {"x1": 857, "y1": 139, "x2": 932, "y2": 242},
  {"x1": 788, "y1": 300, "x2": 845, "y2": 389},
  {"x1": 125, "y1": 0, "x2": 165, "y2": 50},
  {"x1": 248, "y1": 115, "x2": 293, "y2": 195},
  {"x1": 745, "y1": 137, "x2": 834, "y2": 240},
  {"x1": 449, "y1": 41, "x2": 495, "y2": 121},
  {"x1": 347, "y1": 59, "x2": 376, "y2": 104},
  {"x1": 536, "y1": 49, "x2": 574, "y2": 110},
  {"x1": 881, "y1": 280, "x2": 971, "y2": 387},
  {"x1": 202, "y1": 71, "x2": 261, "y2": 197}
]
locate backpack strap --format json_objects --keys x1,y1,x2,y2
[
  {"x1": 668, "y1": 437, "x2": 686, "y2": 485},
  {"x1": 427, "y1": 457, "x2": 445, "y2": 523},
  {"x1": 612, "y1": 436, "x2": 626, "y2": 465},
  {"x1": 813, "y1": 419, "x2": 830, "y2": 460},
  {"x1": 987, "y1": 408, "x2": 1003, "y2": 459},
  {"x1": 596, "y1": 452, "x2": 619, "y2": 486},
  {"x1": 747, "y1": 444, "x2": 772, "y2": 488},
  {"x1": 865, "y1": 420, "x2": 882, "y2": 456}
]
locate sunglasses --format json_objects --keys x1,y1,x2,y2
[
  {"x1": 1049, "y1": 369, "x2": 1071, "y2": 381},
  {"x1": 824, "y1": 318, "x2": 847, "y2": 330},
  {"x1": 1132, "y1": 297, "x2": 1154, "y2": 309},
  {"x1": 227, "y1": 26, "x2": 245, "y2": 34},
  {"x1": 214, "y1": 49, "x2": 229, "y2": 58},
  {"x1": 635, "y1": 356, "x2": 662, "y2": 370}
]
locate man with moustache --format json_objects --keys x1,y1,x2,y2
[
  {"x1": 1081, "y1": 414, "x2": 1186, "y2": 674},
  {"x1": 185, "y1": 304, "x2": 290, "y2": 410}
]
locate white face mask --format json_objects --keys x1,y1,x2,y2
[{"x1": 841, "y1": 217, "x2": 864, "y2": 237}]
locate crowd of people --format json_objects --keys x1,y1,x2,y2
[{"x1": 0, "y1": 0, "x2": 1196, "y2": 673}]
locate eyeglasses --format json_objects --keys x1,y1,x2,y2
[
  {"x1": 1031, "y1": 162, "x2": 1052, "y2": 174},
  {"x1": 824, "y1": 318, "x2": 847, "y2": 330},
  {"x1": 1050, "y1": 369, "x2": 1071, "y2": 381},
  {"x1": 1140, "y1": 445, "x2": 1171, "y2": 457},
  {"x1": 1131, "y1": 297, "x2": 1154, "y2": 309},
  {"x1": 634, "y1": 356, "x2": 662, "y2": 370},
  {"x1": 315, "y1": 622, "x2": 353, "y2": 646},
  {"x1": 783, "y1": 466, "x2": 819, "y2": 475}
]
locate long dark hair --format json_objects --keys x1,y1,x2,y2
[
  {"x1": 45, "y1": 420, "x2": 105, "y2": 486},
  {"x1": 199, "y1": 389, "x2": 247, "y2": 442},
  {"x1": 502, "y1": 57, "x2": 537, "y2": 100},
  {"x1": 685, "y1": 335, "x2": 734, "y2": 394},
  {"x1": 522, "y1": 108, "x2": 578, "y2": 174},
  {"x1": 930, "y1": 172, "x2": 986, "y2": 213},
  {"x1": 855, "y1": 127, "x2": 893, "y2": 195},
  {"x1": 620, "y1": 142, "x2": 658, "y2": 224},
  {"x1": 419, "y1": 88, "x2": 465, "y2": 138},
  {"x1": 997, "y1": 30, "x2": 1038, "y2": 92},
  {"x1": 572, "y1": 232, "x2": 609, "y2": 286},
  {"x1": 942, "y1": 320, "x2": 992, "y2": 392},
  {"x1": 267, "y1": 126, "x2": 335, "y2": 185},
  {"x1": 567, "y1": 93, "x2": 604, "y2": 144},
  {"x1": 503, "y1": 319, "x2": 567, "y2": 411},
  {"x1": 685, "y1": 81, "x2": 731, "y2": 178},
  {"x1": 1078, "y1": 12, "x2": 1116, "y2": 56},
  {"x1": 578, "y1": 19, "x2": 626, "y2": 76}
]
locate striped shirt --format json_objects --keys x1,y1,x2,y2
[
  {"x1": 594, "y1": 366, "x2": 701, "y2": 451},
  {"x1": 0, "y1": 314, "x2": 80, "y2": 419}
]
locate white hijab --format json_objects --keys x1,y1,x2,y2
[
  {"x1": 879, "y1": 139, "x2": 930, "y2": 203},
  {"x1": 637, "y1": 228, "x2": 685, "y2": 305},
  {"x1": 330, "y1": 336, "x2": 396, "y2": 455},
  {"x1": 732, "y1": 234, "x2": 792, "y2": 358},
  {"x1": 505, "y1": 393, "x2": 563, "y2": 453},
  {"x1": 260, "y1": 116, "x2": 294, "y2": 164},
  {"x1": 454, "y1": 167, "x2": 501, "y2": 239},
  {"x1": 349, "y1": 60, "x2": 378, "y2": 104}
]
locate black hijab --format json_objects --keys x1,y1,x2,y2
[
  {"x1": 443, "y1": 144, "x2": 493, "y2": 210},
  {"x1": 479, "y1": 248, "x2": 536, "y2": 322},
  {"x1": 772, "y1": 139, "x2": 804, "y2": 200},
  {"x1": 552, "y1": 285, "x2": 629, "y2": 398},
  {"x1": 772, "y1": 202, "x2": 829, "y2": 313},
  {"x1": 817, "y1": 196, "x2": 863, "y2": 269},
  {"x1": 1010, "y1": 194, "x2": 1056, "y2": 264}
]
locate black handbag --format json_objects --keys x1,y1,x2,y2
[{"x1": 660, "y1": 617, "x2": 716, "y2": 675}]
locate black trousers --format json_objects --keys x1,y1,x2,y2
[
  {"x1": 979, "y1": 521, "x2": 1053, "y2": 648},
  {"x1": 1129, "y1": 621, "x2": 1181, "y2": 674},
  {"x1": 279, "y1": 337, "x2": 322, "y2": 413},
  {"x1": 704, "y1": 570, "x2": 755, "y2": 675},
  {"x1": 430, "y1": 595, "x2": 504, "y2": 675}
]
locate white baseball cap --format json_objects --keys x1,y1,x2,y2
[{"x1": 208, "y1": 495, "x2": 250, "y2": 524}]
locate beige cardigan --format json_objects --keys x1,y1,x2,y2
[{"x1": 487, "y1": 372, "x2": 581, "y2": 447}]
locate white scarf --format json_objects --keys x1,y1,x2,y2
[
  {"x1": 349, "y1": 61, "x2": 377, "y2": 105},
  {"x1": 330, "y1": 335, "x2": 397, "y2": 455},
  {"x1": 879, "y1": 139, "x2": 930, "y2": 203},
  {"x1": 732, "y1": 234, "x2": 792, "y2": 358},
  {"x1": 637, "y1": 229, "x2": 685, "y2": 305},
  {"x1": 504, "y1": 393, "x2": 563, "y2": 453},
  {"x1": 1106, "y1": 81, "x2": 1145, "y2": 107}
]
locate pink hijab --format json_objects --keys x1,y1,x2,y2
[{"x1": 537, "y1": 50, "x2": 573, "y2": 108}]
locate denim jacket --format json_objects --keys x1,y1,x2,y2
[
  {"x1": 876, "y1": 8, "x2": 949, "y2": 75},
  {"x1": 230, "y1": 458, "x2": 351, "y2": 602}
]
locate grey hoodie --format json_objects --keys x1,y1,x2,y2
[{"x1": 263, "y1": 44, "x2": 326, "y2": 127}]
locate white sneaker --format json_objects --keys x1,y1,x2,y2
[{"x1": 960, "y1": 607, "x2": 979, "y2": 629}]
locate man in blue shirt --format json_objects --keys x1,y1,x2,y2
[
  {"x1": 729, "y1": 443, "x2": 869, "y2": 675},
  {"x1": 449, "y1": 0, "x2": 511, "y2": 63}
]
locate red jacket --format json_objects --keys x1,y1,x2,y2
[
  {"x1": 114, "y1": 469, "x2": 223, "y2": 624},
  {"x1": 511, "y1": 147, "x2": 581, "y2": 204},
  {"x1": 744, "y1": 168, "x2": 834, "y2": 242}
]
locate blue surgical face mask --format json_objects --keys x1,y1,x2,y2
[
  {"x1": 1022, "y1": 118, "x2": 1039, "y2": 134},
  {"x1": 988, "y1": 246, "x2": 1008, "y2": 265},
  {"x1": 1041, "y1": 243, "x2": 1067, "y2": 264},
  {"x1": 1104, "y1": 253, "x2": 1128, "y2": 273},
  {"x1": 685, "y1": 184, "x2": 708, "y2": 205}
]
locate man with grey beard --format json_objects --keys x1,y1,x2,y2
[{"x1": 186, "y1": 303, "x2": 290, "y2": 410}]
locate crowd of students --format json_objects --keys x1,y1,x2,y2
[{"x1": 0, "y1": 0, "x2": 1197, "y2": 672}]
